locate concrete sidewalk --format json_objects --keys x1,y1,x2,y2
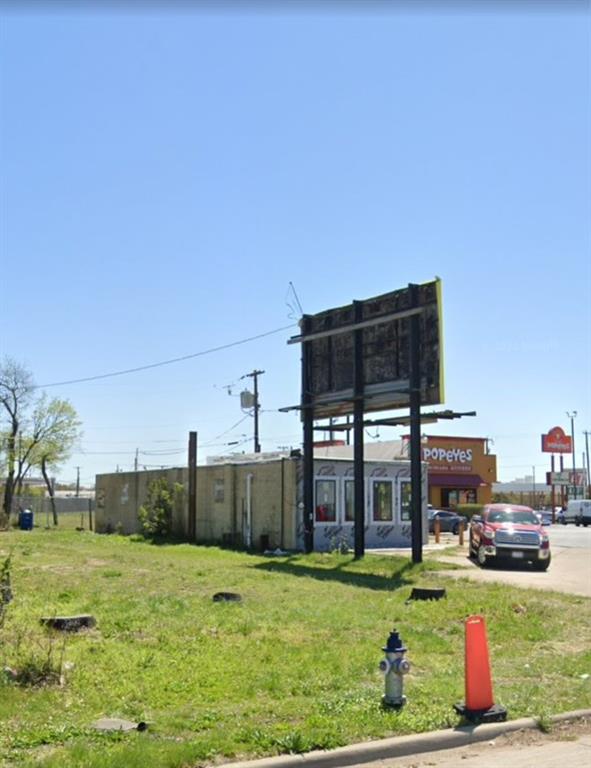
[
  {"x1": 359, "y1": 718, "x2": 591, "y2": 767},
  {"x1": 223, "y1": 711, "x2": 591, "y2": 768}
]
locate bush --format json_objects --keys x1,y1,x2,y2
[
  {"x1": 138, "y1": 479, "x2": 183, "y2": 538},
  {"x1": 456, "y1": 503, "x2": 484, "y2": 520}
]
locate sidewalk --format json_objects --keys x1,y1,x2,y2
[
  {"x1": 359, "y1": 716, "x2": 591, "y2": 767},
  {"x1": 223, "y1": 711, "x2": 591, "y2": 768}
]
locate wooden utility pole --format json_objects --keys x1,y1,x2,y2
[
  {"x1": 188, "y1": 432, "x2": 197, "y2": 541},
  {"x1": 244, "y1": 370, "x2": 265, "y2": 453}
]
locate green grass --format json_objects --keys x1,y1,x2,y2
[{"x1": 0, "y1": 528, "x2": 590, "y2": 767}]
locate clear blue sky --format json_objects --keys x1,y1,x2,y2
[{"x1": 1, "y1": 2, "x2": 590, "y2": 486}]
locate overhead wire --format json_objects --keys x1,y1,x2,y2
[{"x1": 37, "y1": 323, "x2": 297, "y2": 388}]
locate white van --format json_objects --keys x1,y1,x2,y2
[{"x1": 564, "y1": 499, "x2": 591, "y2": 527}]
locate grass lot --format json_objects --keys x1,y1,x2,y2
[{"x1": 0, "y1": 526, "x2": 590, "y2": 767}]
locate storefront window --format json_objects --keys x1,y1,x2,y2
[
  {"x1": 444, "y1": 489, "x2": 476, "y2": 508},
  {"x1": 344, "y1": 480, "x2": 355, "y2": 522},
  {"x1": 400, "y1": 481, "x2": 412, "y2": 522},
  {"x1": 315, "y1": 479, "x2": 336, "y2": 523},
  {"x1": 372, "y1": 480, "x2": 392, "y2": 522}
]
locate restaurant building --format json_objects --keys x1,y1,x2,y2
[{"x1": 404, "y1": 435, "x2": 497, "y2": 508}]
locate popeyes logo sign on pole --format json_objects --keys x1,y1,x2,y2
[{"x1": 541, "y1": 426, "x2": 572, "y2": 453}]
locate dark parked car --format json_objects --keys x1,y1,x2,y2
[
  {"x1": 469, "y1": 503, "x2": 551, "y2": 571},
  {"x1": 536, "y1": 509, "x2": 553, "y2": 526},
  {"x1": 428, "y1": 509, "x2": 468, "y2": 535}
]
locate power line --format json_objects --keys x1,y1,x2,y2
[
  {"x1": 37, "y1": 323, "x2": 297, "y2": 388},
  {"x1": 202, "y1": 414, "x2": 251, "y2": 446}
]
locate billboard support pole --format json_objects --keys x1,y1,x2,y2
[
  {"x1": 353, "y1": 301, "x2": 365, "y2": 560},
  {"x1": 302, "y1": 316, "x2": 314, "y2": 554},
  {"x1": 409, "y1": 284, "x2": 423, "y2": 565}
]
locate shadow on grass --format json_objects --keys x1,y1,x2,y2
[{"x1": 252, "y1": 557, "x2": 418, "y2": 592}]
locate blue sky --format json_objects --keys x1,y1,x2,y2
[{"x1": 1, "y1": 2, "x2": 590, "y2": 486}]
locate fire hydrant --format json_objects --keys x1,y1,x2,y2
[{"x1": 379, "y1": 628, "x2": 411, "y2": 708}]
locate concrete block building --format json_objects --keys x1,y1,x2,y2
[{"x1": 95, "y1": 451, "x2": 428, "y2": 552}]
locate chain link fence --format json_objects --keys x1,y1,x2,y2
[{"x1": 9, "y1": 495, "x2": 95, "y2": 530}]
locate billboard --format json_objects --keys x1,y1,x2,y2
[
  {"x1": 541, "y1": 426, "x2": 572, "y2": 453},
  {"x1": 295, "y1": 279, "x2": 444, "y2": 419}
]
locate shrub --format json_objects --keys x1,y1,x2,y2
[
  {"x1": 138, "y1": 479, "x2": 183, "y2": 538},
  {"x1": 456, "y1": 503, "x2": 484, "y2": 520}
]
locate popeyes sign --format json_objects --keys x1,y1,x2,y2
[
  {"x1": 421, "y1": 442, "x2": 474, "y2": 472},
  {"x1": 541, "y1": 426, "x2": 572, "y2": 454}
]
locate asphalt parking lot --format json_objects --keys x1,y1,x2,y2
[
  {"x1": 427, "y1": 525, "x2": 591, "y2": 597},
  {"x1": 373, "y1": 526, "x2": 591, "y2": 597}
]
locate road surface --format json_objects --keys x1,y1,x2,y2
[{"x1": 429, "y1": 525, "x2": 591, "y2": 597}]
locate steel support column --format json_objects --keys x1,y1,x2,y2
[
  {"x1": 301, "y1": 316, "x2": 314, "y2": 554},
  {"x1": 409, "y1": 284, "x2": 423, "y2": 564},
  {"x1": 353, "y1": 301, "x2": 365, "y2": 559}
]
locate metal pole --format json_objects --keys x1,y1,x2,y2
[
  {"x1": 75, "y1": 466, "x2": 80, "y2": 497},
  {"x1": 567, "y1": 411, "x2": 577, "y2": 500},
  {"x1": 353, "y1": 301, "x2": 365, "y2": 559},
  {"x1": 551, "y1": 454, "x2": 556, "y2": 523},
  {"x1": 301, "y1": 317, "x2": 314, "y2": 554},
  {"x1": 409, "y1": 284, "x2": 423, "y2": 565},
  {"x1": 532, "y1": 465, "x2": 536, "y2": 508},
  {"x1": 584, "y1": 430, "x2": 590, "y2": 497}
]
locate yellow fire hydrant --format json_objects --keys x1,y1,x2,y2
[{"x1": 379, "y1": 628, "x2": 411, "y2": 708}]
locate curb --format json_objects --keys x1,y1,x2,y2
[{"x1": 222, "y1": 709, "x2": 591, "y2": 768}]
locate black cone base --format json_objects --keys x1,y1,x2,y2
[{"x1": 454, "y1": 702, "x2": 507, "y2": 723}]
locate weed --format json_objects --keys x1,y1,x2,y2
[{"x1": 0, "y1": 552, "x2": 13, "y2": 627}]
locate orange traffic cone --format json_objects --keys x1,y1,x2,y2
[{"x1": 454, "y1": 615, "x2": 507, "y2": 723}]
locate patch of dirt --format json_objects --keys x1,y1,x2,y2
[
  {"x1": 38, "y1": 564, "x2": 76, "y2": 574},
  {"x1": 495, "y1": 716, "x2": 591, "y2": 747}
]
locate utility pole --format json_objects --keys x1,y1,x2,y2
[
  {"x1": 584, "y1": 430, "x2": 590, "y2": 497},
  {"x1": 134, "y1": 448, "x2": 139, "y2": 472},
  {"x1": 531, "y1": 465, "x2": 536, "y2": 509},
  {"x1": 243, "y1": 370, "x2": 265, "y2": 453},
  {"x1": 75, "y1": 466, "x2": 81, "y2": 497},
  {"x1": 567, "y1": 411, "x2": 577, "y2": 500}
]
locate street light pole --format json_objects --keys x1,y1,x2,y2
[{"x1": 567, "y1": 411, "x2": 577, "y2": 500}]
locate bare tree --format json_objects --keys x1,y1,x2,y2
[{"x1": 0, "y1": 358, "x2": 34, "y2": 526}]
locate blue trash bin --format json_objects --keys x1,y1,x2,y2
[{"x1": 19, "y1": 509, "x2": 34, "y2": 531}]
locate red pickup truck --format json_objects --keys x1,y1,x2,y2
[{"x1": 469, "y1": 503, "x2": 551, "y2": 571}]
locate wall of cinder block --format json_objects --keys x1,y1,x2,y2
[{"x1": 95, "y1": 457, "x2": 299, "y2": 550}]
